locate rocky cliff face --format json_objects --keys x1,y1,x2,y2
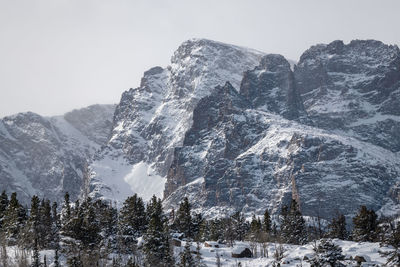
[
  {"x1": 164, "y1": 82, "x2": 400, "y2": 219},
  {"x1": 162, "y1": 40, "x2": 400, "y2": 219},
  {"x1": 87, "y1": 39, "x2": 265, "y2": 202},
  {"x1": 0, "y1": 104, "x2": 115, "y2": 204},
  {"x1": 294, "y1": 40, "x2": 400, "y2": 152}
]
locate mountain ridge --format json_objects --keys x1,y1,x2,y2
[
  {"x1": 1, "y1": 38, "x2": 399, "y2": 222},
  {"x1": 88, "y1": 38, "x2": 400, "y2": 220}
]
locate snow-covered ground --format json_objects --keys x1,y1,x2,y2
[
  {"x1": 2, "y1": 239, "x2": 392, "y2": 266},
  {"x1": 183, "y1": 240, "x2": 392, "y2": 266}
]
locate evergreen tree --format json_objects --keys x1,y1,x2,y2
[
  {"x1": 208, "y1": 219, "x2": 224, "y2": 241},
  {"x1": 223, "y1": 217, "x2": 235, "y2": 247},
  {"x1": 38, "y1": 199, "x2": 53, "y2": 248},
  {"x1": 3, "y1": 192, "x2": 27, "y2": 244},
  {"x1": 191, "y1": 213, "x2": 204, "y2": 241},
  {"x1": 378, "y1": 220, "x2": 400, "y2": 265},
  {"x1": 52, "y1": 202, "x2": 59, "y2": 228},
  {"x1": 179, "y1": 242, "x2": 194, "y2": 267},
  {"x1": 263, "y1": 209, "x2": 272, "y2": 233},
  {"x1": 162, "y1": 224, "x2": 174, "y2": 267},
  {"x1": 94, "y1": 200, "x2": 118, "y2": 252},
  {"x1": 231, "y1": 212, "x2": 248, "y2": 241},
  {"x1": 61, "y1": 192, "x2": 71, "y2": 224},
  {"x1": 280, "y1": 199, "x2": 306, "y2": 245},
  {"x1": 173, "y1": 197, "x2": 193, "y2": 239},
  {"x1": 143, "y1": 195, "x2": 171, "y2": 267},
  {"x1": 0, "y1": 191, "x2": 9, "y2": 230},
  {"x1": 80, "y1": 197, "x2": 100, "y2": 249},
  {"x1": 352, "y1": 206, "x2": 378, "y2": 242},
  {"x1": 118, "y1": 194, "x2": 146, "y2": 252},
  {"x1": 31, "y1": 238, "x2": 40, "y2": 267},
  {"x1": 21, "y1": 195, "x2": 40, "y2": 248},
  {"x1": 327, "y1": 213, "x2": 348, "y2": 240},
  {"x1": 249, "y1": 214, "x2": 262, "y2": 257},
  {"x1": 51, "y1": 202, "x2": 60, "y2": 249},
  {"x1": 310, "y1": 239, "x2": 345, "y2": 267},
  {"x1": 250, "y1": 214, "x2": 262, "y2": 236}
]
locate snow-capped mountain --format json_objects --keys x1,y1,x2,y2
[
  {"x1": 87, "y1": 38, "x2": 400, "y2": 221},
  {"x1": 0, "y1": 104, "x2": 115, "y2": 204},
  {"x1": 87, "y1": 39, "x2": 265, "y2": 202},
  {"x1": 295, "y1": 40, "x2": 400, "y2": 152},
  {"x1": 2, "y1": 38, "x2": 399, "y2": 221}
]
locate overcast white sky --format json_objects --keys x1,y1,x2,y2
[{"x1": 0, "y1": 0, "x2": 399, "y2": 117}]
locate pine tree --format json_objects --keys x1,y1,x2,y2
[
  {"x1": 3, "y1": 192, "x2": 27, "y2": 244},
  {"x1": 0, "y1": 191, "x2": 9, "y2": 230},
  {"x1": 31, "y1": 238, "x2": 40, "y2": 267},
  {"x1": 61, "y1": 192, "x2": 71, "y2": 224},
  {"x1": 249, "y1": 214, "x2": 262, "y2": 239},
  {"x1": 38, "y1": 199, "x2": 53, "y2": 248},
  {"x1": 94, "y1": 200, "x2": 118, "y2": 253},
  {"x1": 208, "y1": 219, "x2": 223, "y2": 241},
  {"x1": 174, "y1": 197, "x2": 193, "y2": 239},
  {"x1": 21, "y1": 195, "x2": 40, "y2": 248},
  {"x1": 222, "y1": 217, "x2": 234, "y2": 247},
  {"x1": 310, "y1": 239, "x2": 345, "y2": 267},
  {"x1": 179, "y1": 241, "x2": 194, "y2": 267},
  {"x1": 327, "y1": 213, "x2": 348, "y2": 240},
  {"x1": 263, "y1": 209, "x2": 272, "y2": 233},
  {"x1": 51, "y1": 202, "x2": 60, "y2": 249},
  {"x1": 191, "y1": 213, "x2": 204, "y2": 241},
  {"x1": 162, "y1": 224, "x2": 174, "y2": 267},
  {"x1": 80, "y1": 198, "x2": 100, "y2": 249},
  {"x1": 378, "y1": 220, "x2": 400, "y2": 265},
  {"x1": 118, "y1": 194, "x2": 146, "y2": 252},
  {"x1": 231, "y1": 212, "x2": 248, "y2": 241},
  {"x1": 143, "y1": 195, "x2": 171, "y2": 267},
  {"x1": 352, "y1": 206, "x2": 378, "y2": 242},
  {"x1": 280, "y1": 199, "x2": 306, "y2": 245}
]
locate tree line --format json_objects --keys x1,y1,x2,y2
[{"x1": 0, "y1": 190, "x2": 399, "y2": 266}]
